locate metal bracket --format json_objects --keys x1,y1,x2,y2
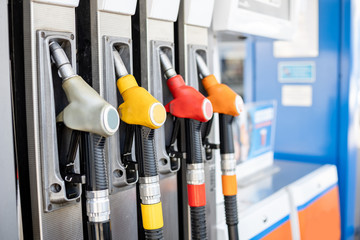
[
  {"x1": 37, "y1": 30, "x2": 81, "y2": 212},
  {"x1": 150, "y1": 40, "x2": 181, "y2": 174},
  {"x1": 103, "y1": 36, "x2": 138, "y2": 194}
]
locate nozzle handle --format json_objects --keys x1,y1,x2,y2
[
  {"x1": 58, "y1": 75, "x2": 120, "y2": 137},
  {"x1": 117, "y1": 75, "x2": 166, "y2": 129}
]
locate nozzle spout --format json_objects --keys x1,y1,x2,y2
[
  {"x1": 113, "y1": 50, "x2": 129, "y2": 78},
  {"x1": 49, "y1": 41, "x2": 76, "y2": 80},
  {"x1": 195, "y1": 54, "x2": 210, "y2": 78},
  {"x1": 159, "y1": 50, "x2": 177, "y2": 79}
]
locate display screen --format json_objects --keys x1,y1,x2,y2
[
  {"x1": 218, "y1": 41, "x2": 246, "y2": 97},
  {"x1": 237, "y1": 0, "x2": 290, "y2": 20}
]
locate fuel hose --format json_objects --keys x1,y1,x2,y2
[
  {"x1": 136, "y1": 126, "x2": 164, "y2": 240},
  {"x1": 186, "y1": 119, "x2": 207, "y2": 240},
  {"x1": 84, "y1": 133, "x2": 112, "y2": 240},
  {"x1": 219, "y1": 114, "x2": 238, "y2": 240}
]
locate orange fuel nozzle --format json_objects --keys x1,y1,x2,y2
[{"x1": 196, "y1": 54, "x2": 243, "y2": 116}]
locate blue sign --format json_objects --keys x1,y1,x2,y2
[{"x1": 278, "y1": 61, "x2": 316, "y2": 83}]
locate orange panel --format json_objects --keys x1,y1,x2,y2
[
  {"x1": 298, "y1": 186, "x2": 341, "y2": 240},
  {"x1": 262, "y1": 220, "x2": 292, "y2": 240}
]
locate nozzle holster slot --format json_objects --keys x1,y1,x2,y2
[
  {"x1": 103, "y1": 36, "x2": 138, "y2": 193},
  {"x1": 37, "y1": 30, "x2": 81, "y2": 212},
  {"x1": 188, "y1": 45, "x2": 218, "y2": 193},
  {"x1": 190, "y1": 45, "x2": 220, "y2": 161},
  {"x1": 149, "y1": 41, "x2": 181, "y2": 174}
]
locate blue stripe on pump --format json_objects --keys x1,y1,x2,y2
[{"x1": 250, "y1": 215, "x2": 290, "y2": 240}]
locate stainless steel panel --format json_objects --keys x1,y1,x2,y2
[
  {"x1": 149, "y1": 40, "x2": 180, "y2": 240},
  {"x1": 177, "y1": 3, "x2": 219, "y2": 237},
  {"x1": 159, "y1": 174, "x2": 179, "y2": 239},
  {"x1": 23, "y1": 2, "x2": 83, "y2": 238},
  {"x1": 87, "y1": 3, "x2": 139, "y2": 238},
  {"x1": 138, "y1": 1, "x2": 180, "y2": 236},
  {"x1": 109, "y1": 187, "x2": 138, "y2": 239}
]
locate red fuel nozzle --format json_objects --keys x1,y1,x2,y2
[
  {"x1": 165, "y1": 75, "x2": 213, "y2": 122},
  {"x1": 159, "y1": 50, "x2": 213, "y2": 122}
]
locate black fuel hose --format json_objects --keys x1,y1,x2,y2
[
  {"x1": 144, "y1": 228, "x2": 164, "y2": 240},
  {"x1": 190, "y1": 206, "x2": 207, "y2": 240},
  {"x1": 185, "y1": 119, "x2": 203, "y2": 165},
  {"x1": 85, "y1": 134, "x2": 109, "y2": 191},
  {"x1": 135, "y1": 126, "x2": 164, "y2": 240},
  {"x1": 186, "y1": 119, "x2": 208, "y2": 240},
  {"x1": 219, "y1": 114, "x2": 235, "y2": 155},
  {"x1": 136, "y1": 126, "x2": 158, "y2": 177},
  {"x1": 83, "y1": 133, "x2": 112, "y2": 240},
  {"x1": 224, "y1": 195, "x2": 239, "y2": 240},
  {"x1": 219, "y1": 114, "x2": 239, "y2": 240}
]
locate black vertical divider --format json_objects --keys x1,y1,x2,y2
[
  {"x1": 131, "y1": 4, "x2": 146, "y2": 240},
  {"x1": 8, "y1": 0, "x2": 33, "y2": 238},
  {"x1": 173, "y1": 17, "x2": 188, "y2": 240},
  {"x1": 75, "y1": 1, "x2": 92, "y2": 239}
]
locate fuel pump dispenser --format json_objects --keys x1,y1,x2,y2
[
  {"x1": 113, "y1": 50, "x2": 167, "y2": 239},
  {"x1": 22, "y1": 1, "x2": 87, "y2": 238},
  {"x1": 196, "y1": 54, "x2": 244, "y2": 240},
  {"x1": 76, "y1": 1, "x2": 140, "y2": 238},
  {"x1": 50, "y1": 41, "x2": 119, "y2": 239},
  {"x1": 134, "y1": 1, "x2": 182, "y2": 238},
  {"x1": 175, "y1": 1, "x2": 217, "y2": 239},
  {"x1": 159, "y1": 51, "x2": 214, "y2": 240}
]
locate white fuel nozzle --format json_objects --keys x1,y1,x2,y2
[{"x1": 50, "y1": 41, "x2": 119, "y2": 137}]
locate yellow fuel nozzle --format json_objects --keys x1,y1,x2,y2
[{"x1": 113, "y1": 50, "x2": 166, "y2": 129}]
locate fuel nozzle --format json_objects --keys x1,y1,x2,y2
[
  {"x1": 159, "y1": 50, "x2": 177, "y2": 79},
  {"x1": 195, "y1": 54, "x2": 211, "y2": 78},
  {"x1": 196, "y1": 53, "x2": 243, "y2": 116},
  {"x1": 50, "y1": 41, "x2": 119, "y2": 137},
  {"x1": 113, "y1": 49, "x2": 129, "y2": 78},
  {"x1": 49, "y1": 41, "x2": 76, "y2": 80},
  {"x1": 159, "y1": 50, "x2": 213, "y2": 122},
  {"x1": 113, "y1": 50, "x2": 166, "y2": 129}
]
